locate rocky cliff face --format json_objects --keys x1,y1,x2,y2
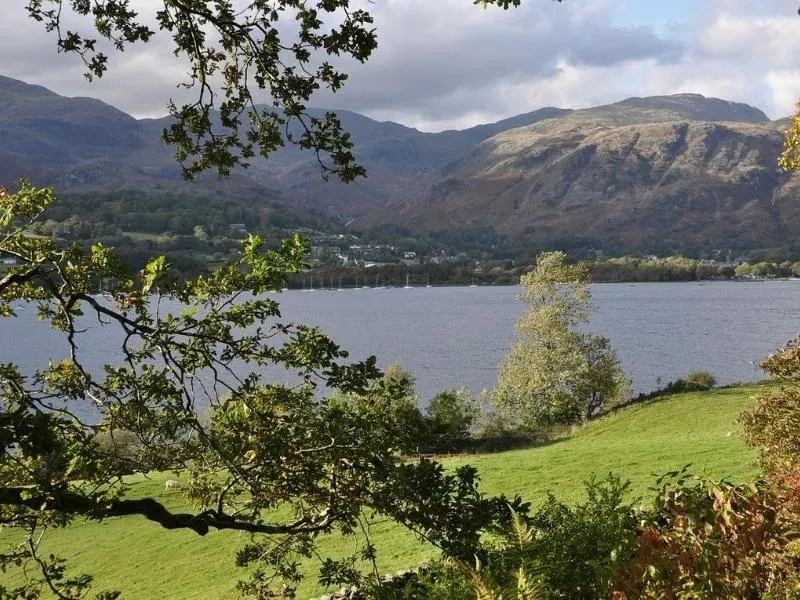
[{"x1": 388, "y1": 96, "x2": 798, "y2": 253}]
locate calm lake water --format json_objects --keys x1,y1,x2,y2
[{"x1": 2, "y1": 281, "x2": 799, "y2": 404}]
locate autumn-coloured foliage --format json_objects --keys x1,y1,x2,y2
[
  {"x1": 780, "y1": 101, "x2": 800, "y2": 173},
  {"x1": 740, "y1": 337, "x2": 800, "y2": 475},
  {"x1": 614, "y1": 335, "x2": 800, "y2": 599},
  {"x1": 611, "y1": 335, "x2": 800, "y2": 600},
  {"x1": 759, "y1": 336, "x2": 800, "y2": 380},
  {"x1": 741, "y1": 387, "x2": 800, "y2": 476},
  {"x1": 613, "y1": 472, "x2": 798, "y2": 599}
]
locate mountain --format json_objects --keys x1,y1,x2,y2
[
  {"x1": 0, "y1": 75, "x2": 568, "y2": 219},
  {"x1": 238, "y1": 106, "x2": 571, "y2": 217},
  {"x1": 0, "y1": 76, "x2": 143, "y2": 165},
  {"x1": 0, "y1": 74, "x2": 798, "y2": 254},
  {"x1": 383, "y1": 94, "x2": 798, "y2": 254}
]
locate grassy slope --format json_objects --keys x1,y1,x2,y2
[
  {"x1": 2, "y1": 385, "x2": 763, "y2": 599},
  {"x1": 453, "y1": 385, "x2": 762, "y2": 504}
]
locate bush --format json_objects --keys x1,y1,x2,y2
[
  {"x1": 409, "y1": 562, "x2": 474, "y2": 600},
  {"x1": 461, "y1": 389, "x2": 548, "y2": 452},
  {"x1": 740, "y1": 337, "x2": 800, "y2": 475},
  {"x1": 683, "y1": 369, "x2": 717, "y2": 391},
  {"x1": 94, "y1": 428, "x2": 143, "y2": 474},
  {"x1": 455, "y1": 475, "x2": 637, "y2": 600},
  {"x1": 524, "y1": 475, "x2": 637, "y2": 600},
  {"x1": 740, "y1": 387, "x2": 800, "y2": 476},
  {"x1": 426, "y1": 388, "x2": 478, "y2": 450},
  {"x1": 627, "y1": 369, "x2": 718, "y2": 407},
  {"x1": 613, "y1": 471, "x2": 796, "y2": 599}
]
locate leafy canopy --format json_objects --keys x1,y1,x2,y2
[
  {"x1": 0, "y1": 182, "x2": 526, "y2": 599},
  {"x1": 495, "y1": 251, "x2": 627, "y2": 429},
  {"x1": 21, "y1": 0, "x2": 561, "y2": 182},
  {"x1": 780, "y1": 100, "x2": 800, "y2": 172},
  {"x1": 25, "y1": 0, "x2": 377, "y2": 181}
]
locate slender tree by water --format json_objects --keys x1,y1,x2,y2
[{"x1": 495, "y1": 252, "x2": 628, "y2": 430}]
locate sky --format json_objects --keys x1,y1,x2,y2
[{"x1": 3, "y1": 0, "x2": 800, "y2": 131}]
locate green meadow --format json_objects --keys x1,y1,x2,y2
[{"x1": 1, "y1": 384, "x2": 764, "y2": 599}]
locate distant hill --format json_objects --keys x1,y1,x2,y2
[
  {"x1": 379, "y1": 94, "x2": 798, "y2": 254},
  {"x1": 0, "y1": 75, "x2": 569, "y2": 219},
  {"x1": 0, "y1": 74, "x2": 798, "y2": 254},
  {"x1": 0, "y1": 76, "x2": 143, "y2": 165},
  {"x1": 237, "y1": 106, "x2": 572, "y2": 217}
]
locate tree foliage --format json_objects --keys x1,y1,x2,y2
[
  {"x1": 495, "y1": 251, "x2": 627, "y2": 430},
  {"x1": 24, "y1": 0, "x2": 377, "y2": 181},
  {"x1": 614, "y1": 471, "x2": 797, "y2": 600},
  {"x1": 20, "y1": 0, "x2": 567, "y2": 183},
  {"x1": 15, "y1": 0, "x2": 800, "y2": 204},
  {"x1": 780, "y1": 100, "x2": 800, "y2": 173},
  {"x1": 0, "y1": 182, "x2": 525, "y2": 598},
  {"x1": 449, "y1": 475, "x2": 637, "y2": 600},
  {"x1": 740, "y1": 336, "x2": 800, "y2": 476}
]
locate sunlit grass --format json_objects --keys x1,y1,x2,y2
[{"x1": 1, "y1": 384, "x2": 764, "y2": 598}]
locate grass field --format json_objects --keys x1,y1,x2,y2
[{"x1": 1, "y1": 384, "x2": 765, "y2": 599}]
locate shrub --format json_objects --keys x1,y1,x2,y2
[
  {"x1": 627, "y1": 369, "x2": 718, "y2": 407},
  {"x1": 463, "y1": 389, "x2": 544, "y2": 449},
  {"x1": 684, "y1": 369, "x2": 717, "y2": 391},
  {"x1": 412, "y1": 562, "x2": 475, "y2": 600},
  {"x1": 740, "y1": 337, "x2": 800, "y2": 475},
  {"x1": 368, "y1": 363, "x2": 429, "y2": 451},
  {"x1": 94, "y1": 428, "x2": 142, "y2": 474},
  {"x1": 524, "y1": 475, "x2": 637, "y2": 600},
  {"x1": 426, "y1": 388, "x2": 478, "y2": 450},
  {"x1": 613, "y1": 471, "x2": 796, "y2": 600},
  {"x1": 740, "y1": 386, "x2": 800, "y2": 475},
  {"x1": 454, "y1": 475, "x2": 637, "y2": 600}
]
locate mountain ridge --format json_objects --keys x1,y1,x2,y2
[{"x1": 0, "y1": 74, "x2": 797, "y2": 254}]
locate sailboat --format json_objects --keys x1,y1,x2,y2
[
  {"x1": 337, "y1": 275, "x2": 343, "y2": 291},
  {"x1": 404, "y1": 273, "x2": 412, "y2": 289},
  {"x1": 426, "y1": 275, "x2": 432, "y2": 288}
]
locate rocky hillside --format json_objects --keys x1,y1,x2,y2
[
  {"x1": 237, "y1": 106, "x2": 570, "y2": 217},
  {"x1": 1, "y1": 75, "x2": 798, "y2": 254},
  {"x1": 387, "y1": 95, "x2": 799, "y2": 253}
]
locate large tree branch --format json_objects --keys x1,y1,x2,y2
[
  {"x1": 0, "y1": 487, "x2": 334, "y2": 536},
  {"x1": 0, "y1": 265, "x2": 40, "y2": 293}
]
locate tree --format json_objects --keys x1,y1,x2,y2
[
  {"x1": 426, "y1": 389, "x2": 478, "y2": 450},
  {"x1": 780, "y1": 100, "x2": 800, "y2": 172},
  {"x1": 23, "y1": 0, "x2": 377, "y2": 182},
  {"x1": 495, "y1": 251, "x2": 627, "y2": 430},
  {"x1": 0, "y1": 182, "x2": 526, "y2": 599}
]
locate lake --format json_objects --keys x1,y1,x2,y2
[{"x1": 2, "y1": 281, "x2": 798, "y2": 404}]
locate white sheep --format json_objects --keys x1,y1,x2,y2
[{"x1": 164, "y1": 479, "x2": 181, "y2": 490}]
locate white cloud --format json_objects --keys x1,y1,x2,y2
[
  {"x1": 765, "y1": 70, "x2": 800, "y2": 117},
  {"x1": 0, "y1": 0, "x2": 798, "y2": 128}
]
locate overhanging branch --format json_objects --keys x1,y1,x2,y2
[
  {"x1": 1, "y1": 487, "x2": 334, "y2": 536},
  {"x1": 0, "y1": 265, "x2": 39, "y2": 293}
]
